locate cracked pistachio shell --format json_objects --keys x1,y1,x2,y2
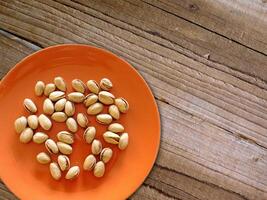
[
  {"x1": 91, "y1": 139, "x2": 102, "y2": 155},
  {"x1": 103, "y1": 131, "x2": 120, "y2": 144},
  {"x1": 68, "y1": 92, "x2": 85, "y2": 103},
  {"x1": 108, "y1": 123, "x2": 124, "y2": 133},
  {"x1": 50, "y1": 162, "x2": 61, "y2": 180},
  {"x1": 87, "y1": 102, "x2": 104, "y2": 115},
  {"x1": 35, "y1": 81, "x2": 45, "y2": 96},
  {"x1": 65, "y1": 101, "x2": 75, "y2": 116},
  {"x1": 45, "y1": 139, "x2": 59, "y2": 154},
  {"x1": 83, "y1": 154, "x2": 96, "y2": 171},
  {"x1": 86, "y1": 80, "x2": 100, "y2": 94},
  {"x1": 98, "y1": 91, "x2": 115, "y2": 105},
  {"x1": 118, "y1": 133, "x2": 129, "y2": 150},
  {"x1": 55, "y1": 98, "x2": 67, "y2": 112},
  {"x1": 66, "y1": 117, "x2": 78, "y2": 133},
  {"x1": 51, "y1": 112, "x2": 67, "y2": 122},
  {"x1": 58, "y1": 155, "x2": 70, "y2": 171},
  {"x1": 65, "y1": 166, "x2": 80, "y2": 180},
  {"x1": 96, "y1": 114, "x2": 113, "y2": 125},
  {"x1": 72, "y1": 79, "x2": 86, "y2": 93},
  {"x1": 115, "y1": 97, "x2": 129, "y2": 113},
  {"x1": 49, "y1": 91, "x2": 65, "y2": 102},
  {"x1": 54, "y1": 76, "x2": 66, "y2": 91},
  {"x1": 57, "y1": 131, "x2": 74, "y2": 144},
  {"x1": 108, "y1": 105, "x2": 120, "y2": 120},
  {"x1": 36, "y1": 152, "x2": 51, "y2": 164},
  {"x1": 44, "y1": 83, "x2": 56, "y2": 96},
  {"x1": 83, "y1": 126, "x2": 96, "y2": 144},
  {"x1": 57, "y1": 142, "x2": 73, "y2": 155},
  {"x1": 19, "y1": 128, "x2": 33, "y2": 143},
  {"x1": 100, "y1": 148, "x2": 113, "y2": 163},
  {"x1": 43, "y1": 98, "x2": 54, "y2": 115},
  {"x1": 14, "y1": 116, "x2": 27, "y2": 134},
  {"x1": 94, "y1": 161, "x2": 105, "y2": 178},
  {"x1": 38, "y1": 114, "x2": 52, "y2": 130},
  {"x1": 100, "y1": 78, "x2": 113, "y2": 91},
  {"x1": 84, "y1": 93, "x2": 98, "y2": 107},
  {"x1": 77, "y1": 113, "x2": 88, "y2": 128},
  {"x1": 23, "y1": 98, "x2": 37, "y2": 113},
  {"x1": 33, "y1": 132, "x2": 48, "y2": 144}
]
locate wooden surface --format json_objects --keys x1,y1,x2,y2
[{"x1": 0, "y1": 0, "x2": 267, "y2": 199}]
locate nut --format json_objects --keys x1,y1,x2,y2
[
  {"x1": 57, "y1": 131, "x2": 74, "y2": 144},
  {"x1": 33, "y1": 132, "x2": 48, "y2": 144},
  {"x1": 14, "y1": 116, "x2": 27, "y2": 133},
  {"x1": 45, "y1": 139, "x2": 59, "y2": 154},
  {"x1": 83, "y1": 154, "x2": 96, "y2": 171},
  {"x1": 108, "y1": 123, "x2": 124, "y2": 133},
  {"x1": 68, "y1": 92, "x2": 85, "y2": 103},
  {"x1": 96, "y1": 114, "x2": 113, "y2": 125},
  {"x1": 43, "y1": 98, "x2": 54, "y2": 115},
  {"x1": 118, "y1": 133, "x2": 129, "y2": 150},
  {"x1": 57, "y1": 142, "x2": 73, "y2": 155},
  {"x1": 49, "y1": 91, "x2": 65, "y2": 102},
  {"x1": 100, "y1": 148, "x2": 113, "y2": 163},
  {"x1": 66, "y1": 117, "x2": 78, "y2": 133},
  {"x1": 115, "y1": 97, "x2": 129, "y2": 113},
  {"x1": 51, "y1": 112, "x2": 67, "y2": 122},
  {"x1": 86, "y1": 80, "x2": 100, "y2": 94},
  {"x1": 19, "y1": 128, "x2": 33, "y2": 143},
  {"x1": 58, "y1": 155, "x2": 70, "y2": 171},
  {"x1": 65, "y1": 101, "x2": 75, "y2": 116},
  {"x1": 77, "y1": 113, "x2": 88, "y2": 128},
  {"x1": 35, "y1": 81, "x2": 45, "y2": 96},
  {"x1": 87, "y1": 102, "x2": 104, "y2": 115},
  {"x1": 83, "y1": 93, "x2": 98, "y2": 107},
  {"x1": 38, "y1": 114, "x2": 52, "y2": 130},
  {"x1": 98, "y1": 91, "x2": 115, "y2": 105},
  {"x1": 103, "y1": 131, "x2": 120, "y2": 144},
  {"x1": 65, "y1": 166, "x2": 80, "y2": 180},
  {"x1": 54, "y1": 77, "x2": 66, "y2": 91},
  {"x1": 91, "y1": 139, "x2": 102, "y2": 155},
  {"x1": 100, "y1": 78, "x2": 113, "y2": 91},
  {"x1": 83, "y1": 126, "x2": 96, "y2": 144},
  {"x1": 55, "y1": 98, "x2": 67, "y2": 112},
  {"x1": 36, "y1": 152, "x2": 51, "y2": 164},
  {"x1": 108, "y1": 105, "x2": 120, "y2": 120},
  {"x1": 23, "y1": 98, "x2": 37, "y2": 113},
  {"x1": 44, "y1": 83, "x2": 56, "y2": 96},
  {"x1": 94, "y1": 161, "x2": 105, "y2": 178},
  {"x1": 72, "y1": 79, "x2": 86, "y2": 93},
  {"x1": 50, "y1": 162, "x2": 61, "y2": 180}
]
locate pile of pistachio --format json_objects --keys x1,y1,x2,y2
[{"x1": 14, "y1": 77, "x2": 129, "y2": 180}]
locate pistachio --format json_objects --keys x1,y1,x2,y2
[
  {"x1": 49, "y1": 91, "x2": 65, "y2": 102},
  {"x1": 91, "y1": 139, "x2": 102, "y2": 155},
  {"x1": 23, "y1": 98, "x2": 37, "y2": 113},
  {"x1": 33, "y1": 132, "x2": 48, "y2": 144},
  {"x1": 72, "y1": 79, "x2": 86, "y2": 93},
  {"x1": 58, "y1": 155, "x2": 70, "y2": 171},
  {"x1": 65, "y1": 166, "x2": 80, "y2": 180},
  {"x1": 43, "y1": 98, "x2": 54, "y2": 115},
  {"x1": 108, "y1": 105, "x2": 120, "y2": 120},
  {"x1": 84, "y1": 93, "x2": 98, "y2": 107},
  {"x1": 66, "y1": 117, "x2": 78, "y2": 133},
  {"x1": 65, "y1": 101, "x2": 75, "y2": 116},
  {"x1": 96, "y1": 114, "x2": 113, "y2": 125},
  {"x1": 86, "y1": 80, "x2": 100, "y2": 94},
  {"x1": 68, "y1": 92, "x2": 85, "y2": 103},
  {"x1": 103, "y1": 131, "x2": 120, "y2": 144},
  {"x1": 54, "y1": 77, "x2": 66, "y2": 91},
  {"x1": 51, "y1": 112, "x2": 67, "y2": 122},
  {"x1": 87, "y1": 102, "x2": 104, "y2": 115},
  {"x1": 118, "y1": 133, "x2": 129, "y2": 150},
  {"x1": 83, "y1": 154, "x2": 96, "y2": 171},
  {"x1": 108, "y1": 123, "x2": 124, "y2": 133},
  {"x1": 115, "y1": 97, "x2": 129, "y2": 113},
  {"x1": 36, "y1": 152, "x2": 51, "y2": 164},
  {"x1": 77, "y1": 113, "x2": 88, "y2": 128},
  {"x1": 83, "y1": 126, "x2": 96, "y2": 144},
  {"x1": 45, "y1": 139, "x2": 59, "y2": 154},
  {"x1": 57, "y1": 131, "x2": 74, "y2": 144},
  {"x1": 55, "y1": 98, "x2": 67, "y2": 112},
  {"x1": 34, "y1": 81, "x2": 45, "y2": 96},
  {"x1": 100, "y1": 78, "x2": 113, "y2": 91},
  {"x1": 57, "y1": 142, "x2": 73, "y2": 155},
  {"x1": 94, "y1": 161, "x2": 105, "y2": 178},
  {"x1": 14, "y1": 116, "x2": 27, "y2": 133},
  {"x1": 19, "y1": 128, "x2": 33, "y2": 143},
  {"x1": 44, "y1": 83, "x2": 56, "y2": 96},
  {"x1": 38, "y1": 114, "x2": 52, "y2": 130},
  {"x1": 98, "y1": 91, "x2": 115, "y2": 105},
  {"x1": 100, "y1": 148, "x2": 113, "y2": 163},
  {"x1": 50, "y1": 162, "x2": 61, "y2": 180}
]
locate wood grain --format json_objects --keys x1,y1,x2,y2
[{"x1": 0, "y1": 0, "x2": 267, "y2": 199}]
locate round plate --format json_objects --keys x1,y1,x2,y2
[{"x1": 0, "y1": 45, "x2": 160, "y2": 200}]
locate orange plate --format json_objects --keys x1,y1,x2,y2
[{"x1": 0, "y1": 44, "x2": 160, "y2": 200}]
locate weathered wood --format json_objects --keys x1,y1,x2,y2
[{"x1": 0, "y1": 0, "x2": 267, "y2": 199}]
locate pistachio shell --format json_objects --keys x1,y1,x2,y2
[
  {"x1": 86, "y1": 80, "x2": 100, "y2": 94},
  {"x1": 45, "y1": 139, "x2": 59, "y2": 154},
  {"x1": 100, "y1": 148, "x2": 113, "y2": 163},
  {"x1": 72, "y1": 79, "x2": 86, "y2": 93},
  {"x1": 91, "y1": 139, "x2": 102, "y2": 155},
  {"x1": 77, "y1": 113, "x2": 88, "y2": 128},
  {"x1": 68, "y1": 92, "x2": 85, "y2": 103},
  {"x1": 115, "y1": 97, "x2": 129, "y2": 113},
  {"x1": 19, "y1": 128, "x2": 33, "y2": 143},
  {"x1": 118, "y1": 133, "x2": 129, "y2": 150},
  {"x1": 33, "y1": 132, "x2": 48, "y2": 144},
  {"x1": 108, "y1": 123, "x2": 124, "y2": 133},
  {"x1": 35, "y1": 81, "x2": 45, "y2": 96},
  {"x1": 57, "y1": 142, "x2": 73, "y2": 155},
  {"x1": 38, "y1": 114, "x2": 52, "y2": 130},
  {"x1": 44, "y1": 83, "x2": 56, "y2": 96},
  {"x1": 50, "y1": 162, "x2": 61, "y2": 180},
  {"x1": 83, "y1": 126, "x2": 96, "y2": 144},
  {"x1": 65, "y1": 166, "x2": 80, "y2": 180},
  {"x1": 83, "y1": 154, "x2": 96, "y2": 171},
  {"x1": 51, "y1": 112, "x2": 67, "y2": 122},
  {"x1": 108, "y1": 105, "x2": 120, "y2": 120},
  {"x1": 65, "y1": 101, "x2": 75, "y2": 116},
  {"x1": 94, "y1": 161, "x2": 105, "y2": 178},
  {"x1": 103, "y1": 131, "x2": 120, "y2": 144},
  {"x1": 24, "y1": 98, "x2": 37, "y2": 113},
  {"x1": 43, "y1": 98, "x2": 54, "y2": 115},
  {"x1": 49, "y1": 91, "x2": 65, "y2": 102},
  {"x1": 96, "y1": 114, "x2": 113, "y2": 125},
  {"x1": 87, "y1": 102, "x2": 104, "y2": 115},
  {"x1": 55, "y1": 98, "x2": 67, "y2": 112},
  {"x1": 66, "y1": 117, "x2": 78, "y2": 133},
  {"x1": 14, "y1": 116, "x2": 27, "y2": 134},
  {"x1": 58, "y1": 155, "x2": 70, "y2": 171},
  {"x1": 100, "y1": 78, "x2": 113, "y2": 91},
  {"x1": 98, "y1": 91, "x2": 115, "y2": 105},
  {"x1": 57, "y1": 131, "x2": 74, "y2": 144},
  {"x1": 36, "y1": 152, "x2": 51, "y2": 164},
  {"x1": 54, "y1": 77, "x2": 66, "y2": 91},
  {"x1": 83, "y1": 93, "x2": 98, "y2": 107}
]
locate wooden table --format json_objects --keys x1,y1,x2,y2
[{"x1": 0, "y1": 1, "x2": 267, "y2": 199}]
